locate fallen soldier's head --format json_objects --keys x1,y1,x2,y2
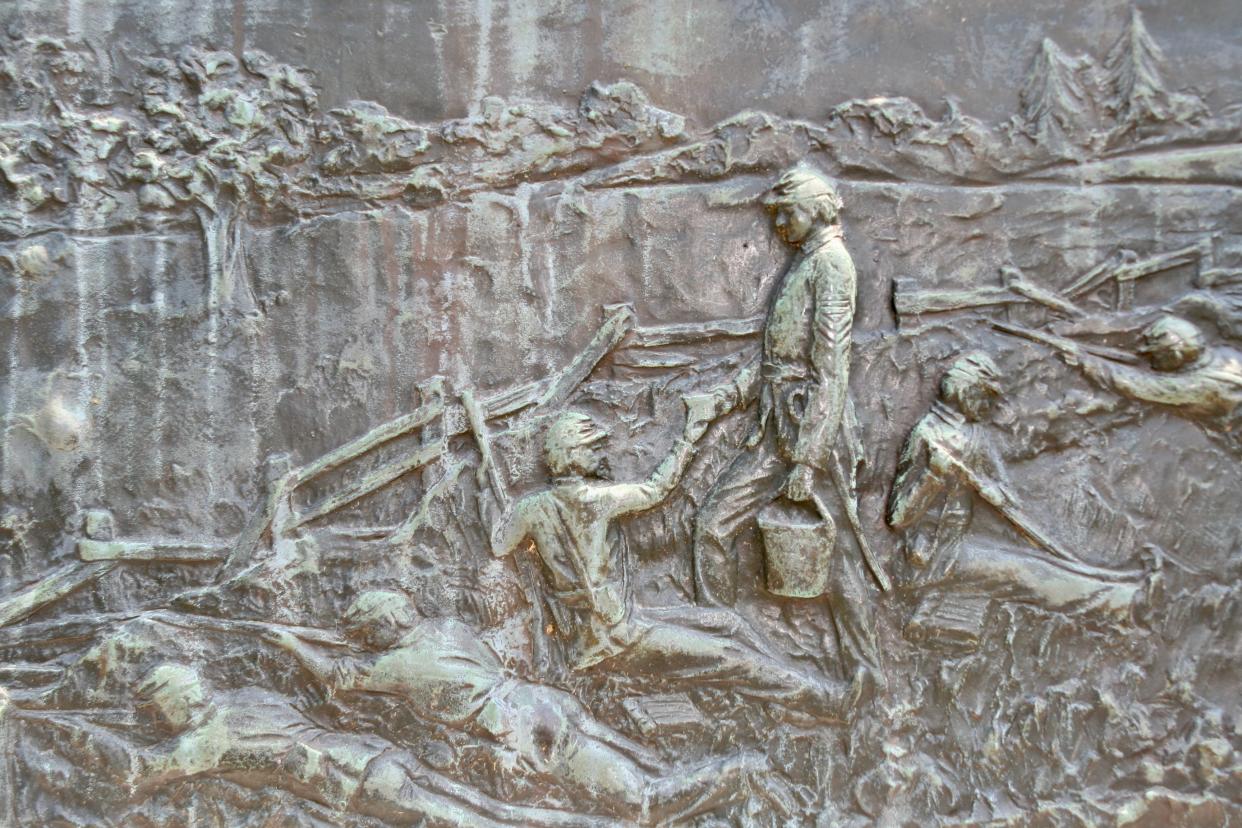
[
  {"x1": 343, "y1": 590, "x2": 418, "y2": 651},
  {"x1": 136, "y1": 663, "x2": 209, "y2": 734}
]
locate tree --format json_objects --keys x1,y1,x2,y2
[
  {"x1": 1102, "y1": 7, "x2": 1206, "y2": 135},
  {"x1": 1019, "y1": 38, "x2": 1094, "y2": 150},
  {"x1": 126, "y1": 48, "x2": 320, "y2": 323}
]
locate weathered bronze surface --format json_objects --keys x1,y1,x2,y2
[{"x1": 1, "y1": 2, "x2": 1241, "y2": 824}]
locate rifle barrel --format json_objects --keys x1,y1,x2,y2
[
  {"x1": 937, "y1": 453, "x2": 1073, "y2": 560},
  {"x1": 147, "y1": 611, "x2": 346, "y2": 645},
  {"x1": 938, "y1": 453, "x2": 1142, "y2": 580},
  {"x1": 992, "y1": 322, "x2": 1078, "y2": 352},
  {"x1": 992, "y1": 322, "x2": 1140, "y2": 365}
]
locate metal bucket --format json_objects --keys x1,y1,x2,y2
[{"x1": 758, "y1": 496, "x2": 834, "y2": 598}]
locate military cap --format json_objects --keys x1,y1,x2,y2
[
  {"x1": 945, "y1": 351, "x2": 1002, "y2": 394},
  {"x1": 1140, "y1": 316, "x2": 1205, "y2": 353},
  {"x1": 545, "y1": 411, "x2": 609, "y2": 459},
  {"x1": 762, "y1": 163, "x2": 842, "y2": 211}
]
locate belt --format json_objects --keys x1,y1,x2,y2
[
  {"x1": 761, "y1": 361, "x2": 812, "y2": 383},
  {"x1": 551, "y1": 587, "x2": 593, "y2": 608}
]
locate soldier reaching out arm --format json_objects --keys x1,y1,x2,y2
[
  {"x1": 1068, "y1": 315, "x2": 1242, "y2": 428},
  {"x1": 489, "y1": 406, "x2": 858, "y2": 723}
]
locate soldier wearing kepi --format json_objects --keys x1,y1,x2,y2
[
  {"x1": 689, "y1": 164, "x2": 887, "y2": 686},
  {"x1": 489, "y1": 408, "x2": 856, "y2": 724},
  {"x1": 887, "y1": 352, "x2": 1147, "y2": 618},
  {"x1": 1067, "y1": 315, "x2": 1242, "y2": 431}
]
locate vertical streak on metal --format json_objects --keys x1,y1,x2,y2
[
  {"x1": 232, "y1": 0, "x2": 246, "y2": 61},
  {"x1": 472, "y1": 0, "x2": 493, "y2": 112}
]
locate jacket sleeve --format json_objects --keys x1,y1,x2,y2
[
  {"x1": 706, "y1": 354, "x2": 761, "y2": 416},
  {"x1": 1090, "y1": 358, "x2": 1227, "y2": 415},
  {"x1": 603, "y1": 438, "x2": 696, "y2": 519},
  {"x1": 792, "y1": 251, "x2": 855, "y2": 470},
  {"x1": 887, "y1": 426, "x2": 945, "y2": 529},
  {"x1": 490, "y1": 499, "x2": 530, "y2": 558}
]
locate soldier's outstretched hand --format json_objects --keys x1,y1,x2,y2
[
  {"x1": 683, "y1": 392, "x2": 718, "y2": 442},
  {"x1": 263, "y1": 628, "x2": 300, "y2": 652},
  {"x1": 1078, "y1": 355, "x2": 1111, "y2": 384}
]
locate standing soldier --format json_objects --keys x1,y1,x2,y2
[{"x1": 689, "y1": 164, "x2": 886, "y2": 686}]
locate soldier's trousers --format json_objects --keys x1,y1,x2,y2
[
  {"x1": 691, "y1": 426, "x2": 882, "y2": 676},
  {"x1": 599, "y1": 609, "x2": 846, "y2": 722},
  {"x1": 921, "y1": 540, "x2": 1141, "y2": 618}
]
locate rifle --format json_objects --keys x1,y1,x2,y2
[
  {"x1": 933, "y1": 450, "x2": 1142, "y2": 582},
  {"x1": 818, "y1": 398, "x2": 891, "y2": 593},
  {"x1": 993, "y1": 322, "x2": 1141, "y2": 365},
  {"x1": 825, "y1": 466, "x2": 891, "y2": 593},
  {"x1": 144, "y1": 610, "x2": 349, "y2": 647},
  {"x1": 462, "y1": 390, "x2": 559, "y2": 674}
]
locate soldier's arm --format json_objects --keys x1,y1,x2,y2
[
  {"x1": 1085, "y1": 357, "x2": 1218, "y2": 410},
  {"x1": 489, "y1": 498, "x2": 531, "y2": 558},
  {"x1": 706, "y1": 355, "x2": 762, "y2": 416},
  {"x1": 792, "y1": 261, "x2": 853, "y2": 470},
  {"x1": 973, "y1": 435, "x2": 1018, "y2": 509},
  {"x1": 41, "y1": 713, "x2": 164, "y2": 793},
  {"x1": 887, "y1": 428, "x2": 945, "y2": 530},
  {"x1": 268, "y1": 631, "x2": 358, "y2": 691},
  {"x1": 131, "y1": 743, "x2": 188, "y2": 795},
  {"x1": 605, "y1": 437, "x2": 697, "y2": 518},
  {"x1": 131, "y1": 731, "x2": 222, "y2": 797}
]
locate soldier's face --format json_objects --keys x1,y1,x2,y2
[
  {"x1": 576, "y1": 442, "x2": 611, "y2": 479},
  {"x1": 772, "y1": 203, "x2": 814, "y2": 245},
  {"x1": 1139, "y1": 332, "x2": 1187, "y2": 372},
  {"x1": 959, "y1": 384, "x2": 998, "y2": 421}
]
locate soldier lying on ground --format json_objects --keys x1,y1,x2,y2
[
  {"x1": 1066, "y1": 315, "x2": 1242, "y2": 433},
  {"x1": 487, "y1": 408, "x2": 858, "y2": 722},
  {"x1": 266, "y1": 590, "x2": 797, "y2": 826},
  {"x1": 2, "y1": 664, "x2": 610, "y2": 828}
]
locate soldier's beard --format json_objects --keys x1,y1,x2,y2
[{"x1": 588, "y1": 457, "x2": 612, "y2": 480}]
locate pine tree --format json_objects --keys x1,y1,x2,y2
[
  {"x1": 1103, "y1": 7, "x2": 1171, "y2": 127},
  {"x1": 1019, "y1": 38, "x2": 1092, "y2": 143}
]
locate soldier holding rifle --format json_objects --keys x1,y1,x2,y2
[
  {"x1": 997, "y1": 315, "x2": 1242, "y2": 433},
  {"x1": 888, "y1": 352, "x2": 1150, "y2": 620}
]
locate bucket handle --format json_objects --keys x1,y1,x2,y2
[{"x1": 806, "y1": 491, "x2": 833, "y2": 525}]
